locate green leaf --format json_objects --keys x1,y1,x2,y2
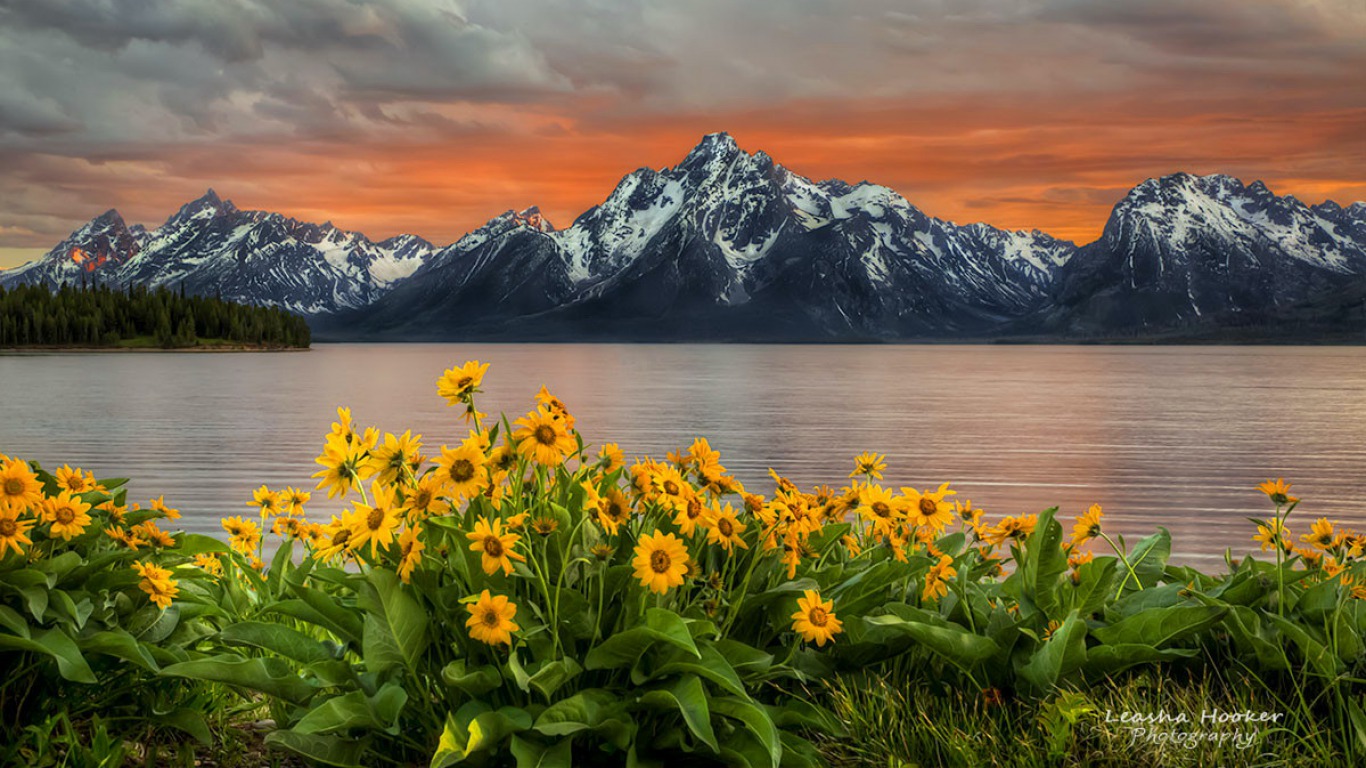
[
  {"x1": 285, "y1": 581, "x2": 364, "y2": 644},
  {"x1": 1118, "y1": 528, "x2": 1171, "y2": 596},
  {"x1": 1295, "y1": 578, "x2": 1341, "y2": 620},
  {"x1": 529, "y1": 657, "x2": 583, "y2": 701},
  {"x1": 442, "y1": 660, "x2": 503, "y2": 696},
  {"x1": 358, "y1": 568, "x2": 429, "y2": 672},
  {"x1": 638, "y1": 674, "x2": 717, "y2": 753},
  {"x1": 534, "y1": 689, "x2": 633, "y2": 748},
  {"x1": 1084, "y1": 644, "x2": 1199, "y2": 676},
  {"x1": 1018, "y1": 611, "x2": 1087, "y2": 691},
  {"x1": 264, "y1": 730, "x2": 368, "y2": 768},
  {"x1": 643, "y1": 643, "x2": 747, "y2": 698},
  {"x1": 293, "y1": 685, "x2": 408, "y2": 736},
  {"x1": 219, "y1": 621, "x2": 334, "y2": 664},
  {"x1": 509, "y1": 735, "x2": 573, "y2": 768},
  {"x1": 161, "y1": 655, "x2": 316, "y2": 704},
  {"x1": 0, "y1": 627, "x2": 96, "y2": 684},
  {"x1": 1018, "y1": 507, "x2": 1068, "y2": 621},
  {"x1": 1268, "y1": 614, "x2": 1344, "y2": 678},
  {"x1": 79, "y1": 629, "x2": 160, "y2": 671},
  {"x1": 862, "y1": 613, "x2": 1000, "y2": 672},
  {"x1": 176, "y1": 534, "x2": 231, "y2": 556},
  {"x1": 432, "y1": 706, "x2": 533, "y2": 767},
  {"x1": 1223, "y1": 606, "x2": 1289, "y2": 670},
  {"x1": 1092, "y1": 606, "x2": 1227, "y2": 648},
  {"x1": 710, "y1": 695, "x2": 782, "y2": 768},
  {"x1": 585, "y1": 608, "x2": 699, "y2": 670},
  {"x1": 0, "y1": 605, "x2": 28, "y2": 637},
  {"x1": 152, "y1": 708, "x2": 212, "y2": 746}
]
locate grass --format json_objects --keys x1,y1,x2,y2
[{"x1": 814, "y1": 662, "x2": 1350, "y2": 768}]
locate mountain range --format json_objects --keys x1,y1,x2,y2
[{"x1": 4, "y1": 133, "x2": 1364, "y2": 342}]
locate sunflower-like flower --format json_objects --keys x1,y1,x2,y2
[
  {"x1": 1257, "y1": 478, "x2": 1298, "y2": 506},
  {"x1": 1300, "y1": 518, "x2": 1339, "y2": 550},
  {"x1": 434, "y1": 443, "x2": 489, "y2": 502},
  {"x1": 314, "y1": 516, "x2": 356, "y2": 561},
  {"x1": 348, "y1": 481, "x2": 402, "y2": 556},
  {"x1": 465, "y1": 590, "x2": 519, "y2": 646},
  {"x1": 221, "y1": 516, "x2": 261, "y2": 555},
  {"x1": 856, "y1": 484, "x2": 902, "y2": 539},
  {"x1": 312, "y1": 433, "x2": 370, "y2": 499},
  {"x1": 923, "y1": 554, "x2": 958, "y2": 601},
  {"x1": 1253, "y1": 519, "x2": 1292, "y2": 553},
  {"x1": 405, "y1": 473, "x2": 445, "y2": 521},
  {"x1": 512, "y1": 406, "x2": 577, "y2": 467},
  {"x1": 1070, "y1": 504, "x2": 1104, "y2": 548},
  {"x1": 706, "y1": 503, "x2": 749, "y2": 553},
  {"x1": 0, "y1": 459, "x2": 43, "y2": 514},
  {"x1": 247, "y1": 485, "x2": 282, "y2": 518},
  {"x1": 193, "y1": 553, "x2": 223, "y2": 576},
  {"x1": 901, "y1": 483, "x2": 956, "y2": 532},
  {"x1": 595, "y1": 488, "x2": 633, "y2": 535},
  {"x1": 987, "y1": 514, "x2": 1037, "y2": 546},
  {"x1": 365, "y1": 431, "x2": 425, "y2": 487},
  {"x1": 791, "y1": 589, "x2": 843, "y2": 646},
  {"x1": 54, "y1": 464, "x2": 97, "y2": 494},
  {"x1": 466, "y1": 516, "x2": 526, "y2": 575},
  {"x1": 132, "y1": 561, "x2": 179, "y2": 610},
  {"x1": 281, "y1": 487, "x2": 311, "y2": 516},
  {"x1": 42, "y1": 491, "x2": 93, "y2": 541},
  {"x1": 397, "y1": 526, "x2": 425, "y2": 583},
  {"x1": 633, "y1": 531, "x2": 690, "y2": 594},
  {"x1": 0, "y1": 506, "x2": 35, "y2": 558},
  {"x1": 597, "y1": 443, "x2": 625, "y2": 473},
  {"x1": 850, "y1": 452, "x2": 887, "y2": 480},
  {"x1": 437, "y1": 361, "x2": 489, "y2": 406}
]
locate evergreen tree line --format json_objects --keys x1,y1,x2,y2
[{"x1": 0, "y1": 283, "x2": 311, "y2": 348}]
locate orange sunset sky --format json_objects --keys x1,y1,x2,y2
[{"x1": 1, "y1": 0, "x2": 1364, "y2": 269}]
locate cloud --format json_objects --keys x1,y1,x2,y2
[{"x1": 0, "y1": 0, "x2": 1362, "y2": 250}]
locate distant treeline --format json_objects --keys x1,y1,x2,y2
[{"x1": 0, "y1": 283, "x2": 310, "y2": 348}]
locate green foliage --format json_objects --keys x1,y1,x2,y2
[{"x1": 0, "y1": 282, "x2": 310, "y2": 348}]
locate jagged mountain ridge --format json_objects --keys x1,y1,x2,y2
[
  {"x1": 343, "y1": 133, "x2": 1077, "y2": 339},
  {"x1": 0, "y1": 189, "x2": 436, "y2": 314},
  {"x1": 4, "y1": 134, "x2": 1365, "y2": 341}
]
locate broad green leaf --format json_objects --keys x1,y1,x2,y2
[
  {"x1": 79, "y1": 629, "x2": 160, "y2": 671},
  {"x1": 432, "y1": 706, "x2": 533, "y2": 767},
  {"x1": 0, "y1": 627, "x2": 96, "y2": 684},
  {"x1": 585, "y1": 608, "x2": 698, "y2": 670},
  {"x1": 1295, "y1": 578, "x2": 1341, "y2": 620},
  {"x1": 534, "y1": 689, "x2": 633, "y2": 748},
  {"x1": 710, "y1": 695, "x2": 782, "y2": 768},
  {"x1": 1092, "y1": 606, "x2": 1226, "y2": 648},
  {"x1": 528, "y1": 657, "x2": 583, "y2": 701},
  {"x1": 1268, "y1": 614, "x2": 1344, "y2": 678},
  {"x1": 1085, "y1": 644, "x2": 1199, "y2": 676},
  {"x1": 442, "y1": 660, "x2": 502, "y2": 696},
  {"x1": 264, "y1": 730, "x2": 368, "y2": 768},
  {"x1": 286, "y1": 581, "x2": 364, "y2": 644},
  {"x1": 153, "y1": 708, "x2": 212, "y2": 745},
  {"x1": 0, "y1": 605, "x2": 28, "y2": 637},
  {"x1": 1018, "y1": 611, "x2": 1087, "y2": 691},
  {"x1": 1118, "y1": 528, "x2": 1171, "y2": 596},
  {"x1": 862, "y1": 613, "x2": 999, "y2": 672},
  {"x1": 643, "y1": 643, "x2": 746, "y2": 698},
  {"x1": 1223, "y1": 606, "x2": 1288, "y2": 670},
  {"x1": 293, "y1": 685, "x2": 407, "y2": 736},
  {"x1": 161, "y1": 655, "x2": 316, "y2": 704},
  {"x1": 509, "y1": 735, "x2": 573, "y2": 768},
  {"x1": 175, "y1": 534, "x2": 231, "y2": 556},
  {"x1": 637, "y1": 674, "x2": 717, "y2": 753},
  {"x1": 1018, "y1": 507, "x2": 1068, "y2": 621},
  {"x1": 219, "y1": 621, "x2": 333, "y2": 664},
  {"x1": 359, "y1": 568, "x2": 429, "y2": 672}
]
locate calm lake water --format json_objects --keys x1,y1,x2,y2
[{"x1": 3, "y1": 344, "x2": 1364, "y2": 565}]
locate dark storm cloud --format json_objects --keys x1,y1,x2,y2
[{"x1": 0, "y1": 0, "x2": 1363, "y2": 257}]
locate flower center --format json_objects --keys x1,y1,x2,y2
[
  {"x1": 919, "y1": 498, "x2": 937, "y2": 516},
  {"x1": 0, "y1": 519, "x2": 15, "y2": 536},
  {"x1": 449, "y1": 459, "x2": 475, "y2": 483},
  {"x1": 55, "y1": 506, "x2": 75, "y2": 525},
  {"x1": 534, "y1": 425, "x2": 557, "y2": 446},
  {"x1": 686, "y1": 498, "x2": 702, "y2": 519},
  {"x1": 414, "y1": 490, "x2": 432, "y2": 508},
  {"x1": 332, "y1": 528, "x2": 351, "y2": 546},
  {"x1": 481, "y1": 609, "x2": 501, "y2": 627},
  {"x1": 483, "y1": 535, "x2": 504, "y2": 557},
  {"x1": 367, "y1": 508, "x2": 384, "y2": 530},
  {"x1": 808, "y1": 606, "x2": 829, "y2": 627},
  {"x1": 663, "y1": 480, "x2": 680, "y2": 496},
  {"x1": 650, "y1": 549, "x2": 672, "y2": 574},
  {"x1": 871, "y1": 502, "x2": 892, "y2": 519},
  {"x1": 457, "y1": 376, "x2": 473, "y2": 390},
  {"x1": 3, "y1": 478, "x2": 23, "y2": 496},
  {"x1": 717, "y1": 518, "x2": 734, "y2": 536}
]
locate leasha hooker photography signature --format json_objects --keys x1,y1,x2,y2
[{"x1": 1103, "y1": 708, "x2": 1285, "y2": 752}]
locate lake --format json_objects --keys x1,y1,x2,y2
[{"x1": 3, "y1": 344, "x2": 1364, "y2": 565}]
